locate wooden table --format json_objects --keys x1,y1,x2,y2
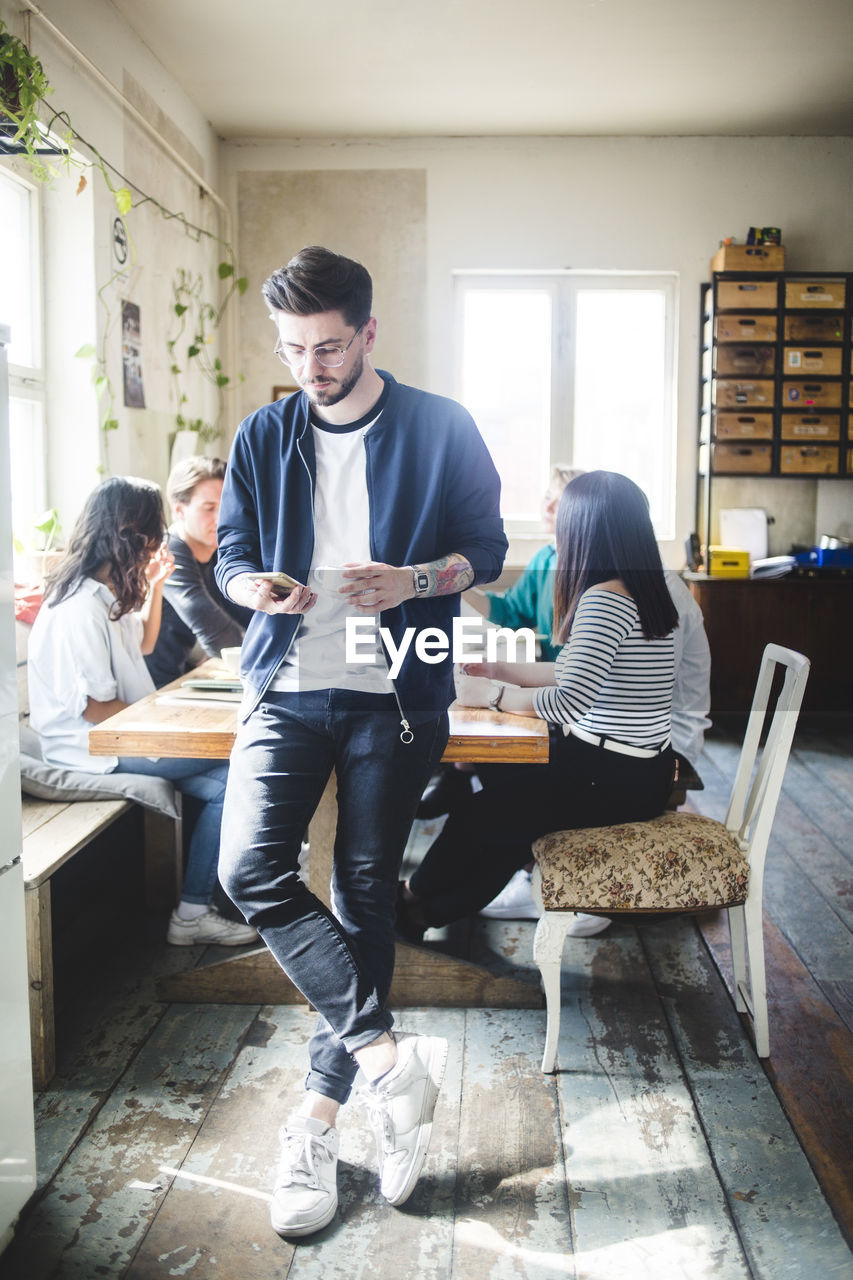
[{"x1": 90, "y1": 660, "x2": 548, "y2": 1009}]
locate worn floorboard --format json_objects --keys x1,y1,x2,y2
[
  {"x1": 451, "y1": 1008, "x2": 569, "y2": 1280},
  {"x1": 551, "y1": 927, "x2": 751, "y2": 1280},
  {"x1": 689, "y1": 729, "x2": 853, "y2": 1248},
  {"x1": 697, "y1": 910, "x2": 853, "y2": 1248},
  {"x1": 3, "y1": 726, "x2": 852, "y2": 1279},
  {"x1": 643, "y1": 917, "x2": 853, "y2": 1278},
  {"x1": 1, "y1": 1005, "x2": 257, "y2": 1279}
]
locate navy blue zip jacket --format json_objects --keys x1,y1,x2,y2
[{"x1": 215, "y1": 371, "x2": 508, "y2": 726}]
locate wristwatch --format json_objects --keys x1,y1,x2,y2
[
  {"x1": 410, "y1": 566, "x2": 431, "y2": 597},
  {"x1": 489, "y1": 682, "x2": 506, "y2": 711}
]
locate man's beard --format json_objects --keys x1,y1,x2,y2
[{"x1": 302, "y1": 352, "x2": 363, "y2": 408}]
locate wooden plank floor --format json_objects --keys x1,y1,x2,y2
[{"x1": 1, "y1": 724, "x2": 851, "y2": 1279}]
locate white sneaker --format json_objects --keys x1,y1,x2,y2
[
  {"x1": 269, "y1": 1116, "x2": 339, "y2": 1238},
  {"x1": 479, "y1": 868, "x2": 539, "y2": 919},
  {"x1": 166, "y1": 906, "x2": 258, "y2": 947},
  {"x1": 566, "y1": 912, "x2": 611, "y2": 937},
  {"x1": 365, "y1": 1033, "x2": 448, "y2": 1206}
]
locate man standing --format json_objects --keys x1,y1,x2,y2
[
  {"x1": 215, "y1": 246, "x2": 506, "y2": 1237},
  {"x1": 145, "y1": 457, "x2": 252, "y2": 687}
]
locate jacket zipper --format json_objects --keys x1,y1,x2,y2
[
  {"x1": 365, "y1": 430, "x2": 414, "y2": 744},
  {"x1": 241, "y1": 430, "x2": 315, "y2": 719}
]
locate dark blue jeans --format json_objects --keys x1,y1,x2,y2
[
  {"x1": 115, "y1": 755, "x2": 229, "y2": 905},
  {"x1": 218, "y1": 689, "x2": 448, "y2": 1105}
]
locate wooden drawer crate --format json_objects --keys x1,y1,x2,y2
[
  {"x1": 780, "y1": 413, "x2": 841, "y2": 441},
  {"x1": 714, "y1": 411, "x2": 774, "y2": 440},
  {"x1": 784, "y1": 279, "x2": 846, "y2": 309},
  {"x1": 716, "y1": 345, "x2": 776, "y2": 376},
  {"x1": 784, "y1": 314, "x2": 844, "y2": 342},
  {"x1": 713, "y1": 379, "x2": 775, "y2": 408},
  {"x1": 779, "y1": 445, "x2": 839, "y2": 475},
  {"x1": 717, "y1": 279, "x2": 778, "y2": 310},
  {"x1": 711, "y1": 245, "x2": 785, "y2": 272},
  {"x1": 711, "y1": 443, "x2": 773, "y2": 473},
  {"x1": 715, "y1": 313, "x2": 778, "y2": 341},
  {"x1": 782, "y1": 381, "x2": 843, "y2": 409},
  {"x1": 783, "y1": 347, "x2": 843, "y2": 375}
]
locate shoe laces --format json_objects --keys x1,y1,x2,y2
[
  {"x1": 278, "y1": 1129, "x2": 332, "y2": 1190},
  {"x1": 365, "y1": 1087, "x2": 398, "y2": 1156}
]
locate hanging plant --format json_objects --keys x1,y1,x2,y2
[
  {"x1": 1, "y1": 17, "x2": 246, "y2": 459},
  {"x1": 0, "y1": 21, "x2": 71, "y2": 180}
]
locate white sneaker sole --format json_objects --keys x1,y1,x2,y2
[
  {"x1": 384, "y1": 1036, "x2": 448, "y2": 1208},
  {"x1": 166, "y1": 927, "x2": 258, "y2": 947},
  {"x1": 270, "y1": 1193, "x2": 338, "y2": 1238},
  {"x1": 566, "y1": 914, "x2": 611, "y2": 937}
]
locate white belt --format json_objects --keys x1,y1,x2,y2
[{"x1": 569, "y1": 724, "x2": 671, "y2": 759}]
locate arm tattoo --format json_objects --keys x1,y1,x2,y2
[{"x1": 415, "y1": 553, "x2": 475, "y2": 597}]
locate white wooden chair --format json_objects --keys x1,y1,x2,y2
[{"x1": 531, "y1": 643, "x2": 810, "y2": 1071}]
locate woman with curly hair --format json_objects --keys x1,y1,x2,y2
[{"x1": 28, "y1": 476, "x2": 256, "y2": 946}]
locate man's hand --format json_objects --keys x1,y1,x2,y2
[
  {"x1": 229, "y1": 572, "x2": 317, "y2": 616},
  {"x1": 337, "y1": 562, "x2": 414, "y2": 613}
]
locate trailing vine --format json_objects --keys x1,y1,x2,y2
[
  {"x1": 1, "y1": 17, "x2": 247, "y2": 457},
  {"x1": 168, "y1": 261, "x2": 247, "y2": 443}
]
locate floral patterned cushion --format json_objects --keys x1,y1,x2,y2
[{"x1": 532, "y1": 812, "x2": 749, "y2": 912}]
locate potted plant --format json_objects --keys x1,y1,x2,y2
[
  {"x1": 14, "y1": 507, "x2": 64, "y2": 584},
  {"x1": 0, "y1": 20, "x2": 62, "y2": 179}
]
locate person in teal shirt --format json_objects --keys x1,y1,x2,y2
[{"x1": 467, "y1": 463, "x2": 580, "y2": 660}]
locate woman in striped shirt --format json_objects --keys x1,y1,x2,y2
[{"x1": 397, "y1": 470, "x2": 678, "y2": 938}]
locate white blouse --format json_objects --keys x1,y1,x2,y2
[{"x1": 28, "y1": 577, "x2": 155, "y2": 772}]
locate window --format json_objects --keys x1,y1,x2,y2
[
  {"x1": 0, "y1": 167, "x2": 46, "y2": 540},
  {"x1": 454, "y1": 272, "x2": 677, "y2": 540}
]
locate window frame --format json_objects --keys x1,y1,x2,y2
[
  {"x1": 0, "y1": 164, "x2": 47, "y2": 533},
  {"x1": 452, "y1": 269, "x2": 679, "y2": 541}
]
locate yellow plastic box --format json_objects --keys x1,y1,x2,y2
[{"x1": 707, "y1": 546, "x2": 750, "y2": 578}]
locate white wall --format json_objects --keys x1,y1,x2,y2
[
  {"x1": 224, "y1": 134, "x2": 853, "y2": 562},
  {"x1": 0, "y1": 0, "x2": 230, "y2": 533}
]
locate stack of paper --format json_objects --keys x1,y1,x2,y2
[{"x1": 750, "y1": 556, "x2": 795, "y2": 579}]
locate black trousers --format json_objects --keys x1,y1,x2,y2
[{"x1": 408, "y1": 731, "x2": 675, "y2": 927}]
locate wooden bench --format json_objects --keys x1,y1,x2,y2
[{"x1": 21, "y1": 794, "x2": 182, "y2": 1089}]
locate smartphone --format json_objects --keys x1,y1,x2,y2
[{"x1": 251, "y1": 570, "x2": 306, "y2": 598}]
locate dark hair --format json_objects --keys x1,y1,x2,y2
[
  {"x1": 261, "y1": 245, "x2": 372, "y2": 329},
  {"x1": 46, "y1": 476, "x2": 166, "y2": 619},
  {"x1": 167, "y1": 456, "x2": 226, "y2": 511},
  {"x1": 553, "y1": 470, "x2": 678, "y2": 643}
]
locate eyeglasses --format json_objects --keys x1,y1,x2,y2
[{"x1": 274, "y1": 320, "x2": 365, "y2": 370}]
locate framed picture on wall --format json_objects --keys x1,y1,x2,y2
[{"x1": 273, "y1": 385, "x2": 298, "y2": 401}]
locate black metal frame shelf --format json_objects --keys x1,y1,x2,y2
[{"x1": 697, "y1": 269, "x2": 853, "y2": 555}]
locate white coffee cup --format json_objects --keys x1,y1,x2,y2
[{"x1": 221, "y1": 646, "x2": 242, "y2": 674}]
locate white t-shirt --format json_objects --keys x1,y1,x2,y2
[
  {"x1": 665, "y1": 570, "x2": 712, "y2": 766},
  {"x1": 270, "y1": 415, "x2": 390, "y2": 694},
  {"x1": 28, "y1": 577, "x2": 155, "y2": 772}
]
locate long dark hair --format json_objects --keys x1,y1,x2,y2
[
  {"x1": 553, "y1": 470, "x2": 678, "y2": 642},
  {"x1": 45, "y1": 476, "x2": 166, "y2": 619}
]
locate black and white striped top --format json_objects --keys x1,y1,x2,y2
[{"x1": 533, "y1": 587, "x2": 675, "y2": 749}]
